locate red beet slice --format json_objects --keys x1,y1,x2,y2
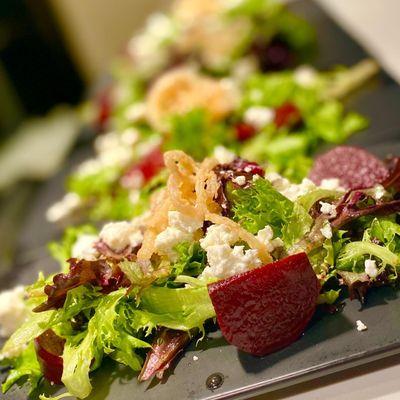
[
  {"x1": 309, "y1": 146, "x2": 389, "y2": 189},
  {"x1": 208, "y1": 253, "x2": 320, "y2": 356},
  {"x1": 34, "y1": 329, "x2": 65, "y2": 384},
  {"x1": 274, "y1": 102, "x2": 302, "y2": 129}
]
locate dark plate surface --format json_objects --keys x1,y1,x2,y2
[{"x1": 2, "y1": 0, "x2": 400, "y2": 399}]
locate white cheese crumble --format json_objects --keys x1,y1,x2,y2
[
  {"x1": 124, "y1": 103, "x2": 147, "y2": 123},
  {"x1": 294, "y1": 65, "x2": 317, "y2": 88},
  {"x1": 0, "y1": 286, "x2": 27, "y2": 338},
  {"x1": 243, "y1": 106, "x2": 275, "y2": 130},
  {"x1": 320, "y1": 178, "x2": 345, "y2": 191},
  {"x1": 155, "y1": 211, "x2": 202, "y2": 260},
  {"x1": 365, "y1": 259, "x2": 379, "y2": 278},
  {"x1": 257, "y1": 226, "x2": 284, "y2": 252},
  {"x1": 46, "y1": 192, "x2": 82, "y2": 223},
  {"x1": 319, "y1": 201, "x2": 337, "y2": 218},
  {"x1": 71, "y1": 234, "x2": 100, "y2": 261},
  {"x1": 193, "y1": 355, "x2": 199, "y2": 361},
  {"x1": 99, "y1": 221, "x2": 142, "y2": 252},
  {"x1": 201, "y1": 245, "x2": 261, "y2": 279},
  {"x1": 232, "y1": 175, "x2": 246, "y2": 186},
  {"x1": 232, "y1": 56, "x2": 257, "y2": 83},
  {"x1": 356, "y1": 320, "x2": 368, "y2": 332},
  {"x1": 213, "y1": 146, "x2": 236, "y2": 164},
  {"x1": 371, "y1": 184, "x2": 386, "y2": 201},
  {"x1": 200, "y1": 224, "x2": 238, "y2": 250},
  {"x1": 320, "y1": 222, "x2": 333, "y2": 239},
  {"x1": 121, "y1": 128, "x2": 140, "y2": 146}
]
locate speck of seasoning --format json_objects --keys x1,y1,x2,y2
[{"x1": 206, "y1": 372, "x2": 224, "y2": 391}]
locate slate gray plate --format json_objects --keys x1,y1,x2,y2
[{"x1": 2, "y1": 0, "x2": 400, "y2": 399}]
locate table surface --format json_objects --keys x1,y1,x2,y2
[{"x1": 257, "y1": 1, "x2": 400, "y2": 399}]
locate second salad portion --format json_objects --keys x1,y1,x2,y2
[
  {"x1": 48, "y1": 60, "x2": 378, "y2": 224},
  {"x1": 2, "y1": 145, "x2": 400, "y2": 399}
]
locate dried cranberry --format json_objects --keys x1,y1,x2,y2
[
  {"x1": 274, "y1": 102, "x2": 302, "y2": 129},
  {"x1": 122, "y1": 146, "x2": 164, "y2": 188},
  {"x1": 95, "y1": 87, "x2": 113, "y2": 132},
  {"x1": 235, "y1": 122, "x2": 257, "y2": 142}
]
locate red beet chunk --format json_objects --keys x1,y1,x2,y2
[
  {"x1": 274, "y1": 102, "x2": 302, "y2": 129},
  {"x1": 235, "y1": 122, "x2": 257, "y2": 142},
  {"x1": 34, "y1": 329, "x2": 65, "y2": 384},
  {"x1": 208, "y1": 253, "x2": 320, "y2": 356},
  {"x1": 309, "y1": 146, "x2": 389, "y2": 190}
]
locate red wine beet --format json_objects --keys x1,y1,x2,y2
[
  {"x1": 309, "y1": 146, "x2": 389, "y2": 189},
  {"x1": 208, "y1": 253, "x2": 320, "y2": 356}
]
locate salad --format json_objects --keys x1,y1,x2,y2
[
  {"x1": 90, "y1": 0, "x2": 316, "y2": 132},
  {"x1": 47, "y1": 60, "x2": 377, "y2": 224},
  {"x1": 2, "y1": 145, "x2": 400, "y2": 399}
]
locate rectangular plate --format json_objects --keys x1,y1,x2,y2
[{"x1": 2, "y1": 1, "x2": 400, "y2": 399}]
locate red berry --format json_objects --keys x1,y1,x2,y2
[
  {"x1": 208, "y1": 253, "x2": 320, "y2": 356},
  {"x1": 235, "y1": 122, "x2": 257, "y2": 142},
  {"x1": 274, "y1": 102, "x2": 302, "y2": 129}
]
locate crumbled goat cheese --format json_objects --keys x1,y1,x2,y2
[
  {"x1": 124, "y1": 103, "x2": 147, "y2": 123},
  {"x1": 200, "y1": 224, "x2": 238, "y2": 250},
  {"x1": 294, "y1": 65, "x2": 317, "y2": 88},
  {"x1": 232, "y1": 57, "x2": 257, "y2": 83},
  {"x1": 365, "y1": 259, "x2": 379, "y2": 278},
  {"x1": 356, "y1": 320, "x2": 368, "y2": 331},
  {"x1": 0, "y1": 286, "x2": 27, "y2": 338},
  {"x1": 71, "y1": 234, "x2": 100, "y2": 261},
  {"x1": 136, "y1": 135, "x2": 162, "y2": 158},
  {"x1": 266, "y1": 172, "x2": 316, "y2": 201},
  {"x1": 193, "y1": 355, "x2": 199, "y2": 361},
  {"x1": 99, "y1": 221, "x2": 135, "y2": 252},
  {"x1": 46, "y1": 192, "x2": 81, "y2": 223},
  {"x1": 320, "y1": 222, "x2": 333, "y2": 239},
  {"x1": 244, "y1": 106, "x2": 275, "y2": 130},
  {"x1": 121, "y1": 128, "x2": 140, "y2": 146},
  {"x1": 319, "y1": 201, "x2": 337, "y2": 218},
  {"x1": 320, "y1": 178, "x2": 345, "y2": 191},
  {"x1": 94, "y1": 131, "x2": 133, "y2": 168},
  {"x1": 75, "y1": 158, "x2": 103, "y2": 176},
  {"x1": 257, "y1": 226, "x2": 284, "y2": 252},
  {"x1": 201, "y1": 245, "x2": 261, "y2": 279},
  {"x1": 371, "y1": 184, "x2": 386, "y2": 201},
  {"x1": 155, "y1": 211, "x2": 202, "y2": 260},
  {"x1": 232, "y1": 175, "x2": 246, "y2": 186},
  {"x1": 213, "y1": 146, "x2": 236, "y2": 164}
]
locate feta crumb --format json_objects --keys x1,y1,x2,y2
[
  {"x1": 356, "y1": 320, "x2": 368, "y2": 331},
  {"x1": 121, "y1": 128, "x2": 140, "y2": 146},
  {"x1": 168, "y1": 211, "x2": 202, "y2": 234},
  {"x1": 319, "y1": 201, "x2": 337, "y2": 218},
  {"x1": 75, "y1": 158, "x2": 103, "y2": 176},
  {"x1": 257, "y1": 226, "x2": 284, "y2": 252},
  {"x1": 244, "y1": 106, "x2": 275, "y2": 130},
  {"x1": 136, "y1": 135, "x2": 162, "y2": 158},
  {"x1": 0, "y1": 286, "x2": 27, "y2": 338},
  {"x1": 46, "y1": 193, "x2": 81, "y2": 223},
  {"x1": 365, "y1": 259, "x2": 379, "y2": 278},
  {"x1": 320, "y1": 178, "x2": 345, "y2": 191},
  {"x1": 371, "y1": 184, "x2": 386, "y2": 201},
  {"x1": 193, "y1": 355, "x2": 199, "y2": 361},
  {"x1": 124, "y1": 103, "x2": 147, "y2": 123},
  {"x1": 232, "y1": 175, "x2": 246, "y2": 186},
  {"x1": 99, "y1": 221, "x2": 134, "y2": 252},
  {"x1": 155, "y1": 211, "x2": 202, "y2": 260},
  {"x1": 294, "y1": 65, "x2": 317, "y2": 88},
  {"x1": 71, "y1": 234, "x2": 99, "y2": 260},
  {"x1": 200, "y1": 224, "x2": 238, "y2": 250},
  {"x1": 232, "y1": 57, "x2": 257, "y2": 83},
  {"x1": 252, "y1": 174, "x2": 261, "y2": 182},
  {"x1": 213, "y1": 146, "x2": 236, "y2": 164},
  {"x1": 201, "y1": 245, "x2": 261, "y2": 279},
  {"x1": 320, "y1": 222, "x2": 333, "y2": 239}
]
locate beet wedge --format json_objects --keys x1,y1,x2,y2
[
  {"x1": 309, "y1": 146, "x2": 388, "y2": 189},
  {"x1": 208, "y1": 253, "x2": 320, "y2": 356}
]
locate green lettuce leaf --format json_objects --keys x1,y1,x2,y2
[
  {"x1": 2, "y1": 342, "x2": 42, "y2": 395},
  {"x1": 229, "y1": 178, "x2": 311, "y2": 246}
]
